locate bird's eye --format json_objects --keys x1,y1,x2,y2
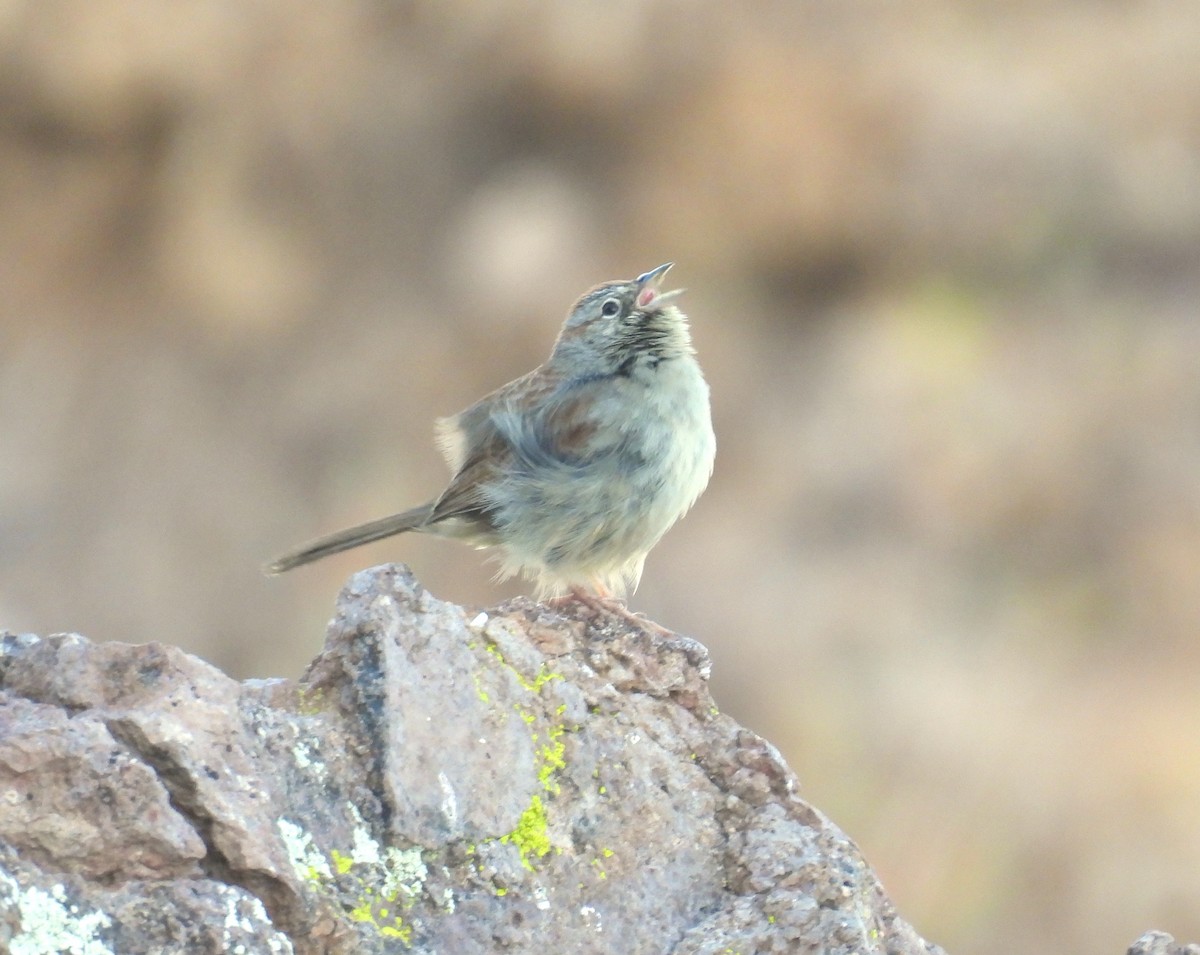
[{"x1": 600, "y1": 298, "x2": 621, "y2": 317}]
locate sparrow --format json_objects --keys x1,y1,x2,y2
[{"x1": 266, "y1": 263, "x2": 715, "y2": 605}]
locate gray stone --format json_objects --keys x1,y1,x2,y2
[
  {"x1": 1128, "y1": 932, "x2": 1200, "y2": 955},
  {"x1": 0, "y1": 564, "x2": 1184, "y2": 953}
]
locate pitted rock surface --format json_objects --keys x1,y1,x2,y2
[{"x1": 0, "y1": 563, "x2": 1116, "y2": 953}]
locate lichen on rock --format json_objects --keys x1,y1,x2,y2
[{"x1": 1, "y1": 564, "x2": 1180, "y2": 953}]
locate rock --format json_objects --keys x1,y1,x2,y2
[
  {"x1": 1128, "y1": 933, "x2": 1200, "y2": 955},
  {"x1": 0, "y1": 564, "x2": 1185, "y2": 954}
]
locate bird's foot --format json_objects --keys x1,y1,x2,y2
[{"x1": 550, "y1": 588, "x2": 673, "y2": 636}]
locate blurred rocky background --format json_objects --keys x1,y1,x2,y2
[{"x1": 0, "y1": 3, "x2": 1197, "y2": 954}]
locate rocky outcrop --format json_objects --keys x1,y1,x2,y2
[
  {"x1": 1127, "y1": 933, "x2": 1200, "y2": 955},
  {"x1": 0, "y1": 565, "x2": 1189, "y2": 954}
]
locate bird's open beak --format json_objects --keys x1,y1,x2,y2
[
  {"x1": 636, "y1": 262, "x2": 684, "y2": 308},
  {"x1": 637, "y1": 263, "x2": 673, "y2": 287}
]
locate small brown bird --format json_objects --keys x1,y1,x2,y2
[{"x1": 267, "y1": 264, "x2": 714, "y2": 604}]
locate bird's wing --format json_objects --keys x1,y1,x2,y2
[
  {"x1": 427, "y1": 368, "x2": 605, "y2": 527},
  {"x1": 427, "y1": 368, "x2": 553, "y2": 526},
  {"x1": 433, "y1": 367, "x2": 549, "y2": 472}
]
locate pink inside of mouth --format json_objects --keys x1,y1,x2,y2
[{"x1": 637, "y1": 287, "x2": 657, "y2": 307}]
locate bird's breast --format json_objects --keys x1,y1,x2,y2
[
  {"x1": 586, "y1": 356, "x2": 714, "y2": 504},
  {"x1": 484, "y1": 353, "x2": 714, "y2": 592}
]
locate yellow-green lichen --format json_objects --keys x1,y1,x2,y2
[
  {"x1": 502, "y1": 795, "x2": 552, "y2": 870},
  {"x1": 468, "y1": 634, "x2": 572, "y2": 877},
  {"x1": 586, "y1": 846, "x2": 615, "y2": 880},
  {"x1": 537, "y1": 724, "x2": 566, "y2": 795},
  {"x1": 472, "y1": 668, "x2": 490, "y2": 704},
  {"x1": 349, "y1": 893, "x2": 412, "y2": 943},
  {"x1": 282, "y1": 809, "x2": 428, "y2": 949},
  {"x1": 293, "y1": 683, "x2": 329, "y2": 716},
  {"x1": 335, "y1": 839, "x2": 427, "y2": 947},
  {"x1": 482, "y1": 640, "x2": 562, "y2": 694}
]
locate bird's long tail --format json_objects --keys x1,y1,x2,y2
[{"x1": 265, "y1": 503, "x2": 433, "y2": 574}]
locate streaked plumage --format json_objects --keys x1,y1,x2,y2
[{"x1": 267, "y1": 263, "x2": 714, "y2": 599}]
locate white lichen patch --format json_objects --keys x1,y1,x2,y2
[
  {"x1": 580, "y1": 904, "x2": 603, "y2": 933},
  {"x1": 0, "y1": 870, "x2": 114, "y2": 955},
  {"x1": 350, "y1": 826, "x2": 381, "y2": 867},
  {"x1": 438, "y1": 771, "x2": 458, "y2": 826},
  {"x1": 221, "y1": 887, "x2": 251, "y2": 934},
  {"x1": 337, "y1": 807, "x2": 427, "y2": 902},
  {"x1": 291, "y1": 739, "x2": 327, "y2": 780},
  {"x1": 339, "y1": 804, "x2": 385, "y2": 868},
  {"x1": 277, "y1": 818, "x2": 331, "y2": 881},
  {"x1": 379, "y1": 846, "x2": 427, "y2": 902},
  {"x1": 533, "y1": 883, "x2": 550, "y2": 911},
  {"x1": 218, "y1": 886, "x2": 294, "y2": 955}
]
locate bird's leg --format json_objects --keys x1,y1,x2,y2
[
  {"x1": 551, "y1": 582, "x2": 673, "y2": 636},
  {"x1": 546, "y1": 585, "x2": 609, "y2": 613}
]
